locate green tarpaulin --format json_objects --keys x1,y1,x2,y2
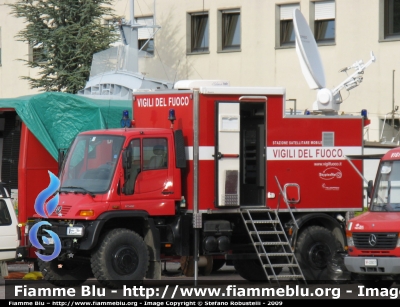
[{"x1": 0, "y1": 92, "x2": 132, "y2": 160}]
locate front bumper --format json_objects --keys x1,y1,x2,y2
[
  {"x1": 344, "y1": 256, "x2": 400, "y2": 275},
  {"x1": 33, "y1": 219, "x2": 102, "y2": 254}
]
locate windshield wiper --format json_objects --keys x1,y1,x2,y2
[{"x1": 60, "y1": 186, "x2": 95, "y2": 198}]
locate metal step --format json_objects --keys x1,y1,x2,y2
[
  {"x1": 269, "y1": 275, "x2": 305, "y2": 280},
  {"x1": 242, "y1": 209, "x2": 276, "y2": 213},
  {"x1": 254, "y1": 242, "x2": 289, "y2": 246},
  {"x1": 259, "y1": 252, "x2": 294, "y2": 257},
  {"x1": 265, "y1": 264, "x2": 300, "y2": 268},
  {"x1": 249, "y1": 230, "x2": 284, "y2": 235},
  {"x1": 245, "y1": 220, "x2": 279, "y2": 224}
]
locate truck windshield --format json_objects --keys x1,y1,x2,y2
[
  {"x1": 371, "y1": 161, "x2": 400, "y2": 212},
  {"x1": 59, "y1": 135, "x2": 125, "y2": 194}
]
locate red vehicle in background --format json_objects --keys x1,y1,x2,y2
[{"x1": 345, "y1": 147, "x2": 400, "y2": 288}]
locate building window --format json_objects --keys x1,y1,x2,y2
[
  {"x1": 314, "y1": 1, "x2": 335, "y2": 43},
  {"x1": 136, "y1": 16, "x2": 154, "y2": 56},
  {"x1": 279, "y1": 4, "x2": 300, "y2": 47},
  {"x1": 190, "y1": 12, "x2": 209, "y2": 53},
  {"x1": 32, "y1": 42, "x2": 47, "y2": 63},
  {"x1": 384, "y1": 0, "x2": 400, "y2": 38},
  {"x1": 220, "y1": 9, "x2": 241, "y2": 51}
]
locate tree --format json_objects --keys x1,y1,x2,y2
[{"x1": 7, "y1": 0, "x2": 118, "y2": 94}]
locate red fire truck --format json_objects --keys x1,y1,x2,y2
[
  {"x1": 33, "y1": 80, "x2": 367, "y2": 288},
  {"x1": 345, "y1": 147, "x2": 400, "y2": 288},
  {"x1": 0, "y1": 93, "x2": 129, "y2": 265}
]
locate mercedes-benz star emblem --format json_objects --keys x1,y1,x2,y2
[{"x1": 369, "y1": 234, "x2": 377, "y2": 246}]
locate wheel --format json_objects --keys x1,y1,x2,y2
[
  {"x1": 91, "y1": 228, "x2": 149, "y2": 289},
  {"x1": 295, "y1": 225, "x2": 341, "y2": 281},
  {"x1": 212, "y1": 259, "x2": 226, "y2": 272},
  {"x1": 233, "y1": 259, "x2": 283, "y2": 281},
  {"x1": 38, "y1": 258, "x2": 92, "y2": 287}
]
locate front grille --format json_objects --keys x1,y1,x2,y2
[
  {"x1": 353, "y1": 233, "x2": 398, "y2": 249},
  {"x1": 50, "y1": 205, "x2": 72, "y2": 217}
]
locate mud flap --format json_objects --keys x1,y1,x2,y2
[
  {"x1": 327, "y1": 251, "x2": 351, "y2": 282},
  {"x1": 146, "y1": 260, "x2": 161, "y2": 279}
]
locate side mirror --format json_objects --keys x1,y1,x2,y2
[{"x1": 367, "y1": 180, "x2": 373, "y2": 198}]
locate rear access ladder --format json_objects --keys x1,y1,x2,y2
[{"x1": 239, "y1": 177, "x2": 306, "y2": 285}]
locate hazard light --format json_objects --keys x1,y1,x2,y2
[
  {"x1": 361, "y1": 109, "x2": 368, "y2": 119},
  {"x1": 168, "y1": 109, "x2": 176, "y2": 122},
  {"x1": 168, "y1": 109, "x2": 176, "y2": 129},
  {"x1": 121, "y1": 110, "x2": 132, "y2": 128}
]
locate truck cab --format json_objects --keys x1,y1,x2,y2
[{"x1": 345, "y1": 147, "x2": 400, "y2": 287}]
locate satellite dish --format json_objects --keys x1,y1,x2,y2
[
  {"x1": 293, "y1": 9, "x2": 325, "y2": 90},
  {"x1": 293, "y1": 8, "x2": 376, "y2": 114}
]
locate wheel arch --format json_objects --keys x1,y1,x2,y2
[
  {"x1": 295, "y1": 213, "x2": 346, "y2": 248},
  {"x1": 82, "y1": 210, "x2": 160, "y2": 262}
]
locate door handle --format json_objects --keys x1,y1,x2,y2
[{"x1": 212, "y1": 152, "x2": 239, "y2": 159}]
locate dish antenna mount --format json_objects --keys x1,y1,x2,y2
[{"x1": 293, "y1": 9, "x2": 376, "y2": 114}]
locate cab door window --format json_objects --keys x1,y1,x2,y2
[
  {"x1": 143, "y1": 138, "x2": 168, "y2": 170},
  {"x1": 123, "y1": 139, "x2": 141, "y2": 195}
]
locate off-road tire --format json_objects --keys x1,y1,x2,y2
[
  {"x1": 295, "y1": 225, "x2": 341, "y2": 281},
  {"x1": 38, "y1": 258, "x2": 92, "y2": 287},
  {"x1": 91, "y1": 228, "x2": 149, "y2": 289}
]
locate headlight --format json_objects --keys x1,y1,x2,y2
[
  {"x1": 347, "y1": 235, "x2": 354, "y2": 247},
  {"x1": 67, "y1": 226, "x2": 84, "y2": 236}
]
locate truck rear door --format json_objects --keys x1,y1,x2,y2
[{"x1": 216, "y1": 102, "x2": 240, "y2": 207}]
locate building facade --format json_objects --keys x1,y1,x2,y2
[{"x1": 0, "y1": 0, "x2": 400, "y2": 143}]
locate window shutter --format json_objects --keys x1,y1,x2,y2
[
  {"x1": 280, "y1": 4, "x2": 300, "y2": 20},
  {"x1": 136, "y1": 17, "x2": 154, "y2": 40},
  {"x1": 315, "y1": 1, "x2": 335, "y2": 20}
]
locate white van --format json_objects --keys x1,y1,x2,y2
[{"x1": 0, "y1": 184, "x2": 19, "y2": 262}]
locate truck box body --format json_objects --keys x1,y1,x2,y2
[{"x1": 133, "y1": 86, "x2": 365, "y2": 211}]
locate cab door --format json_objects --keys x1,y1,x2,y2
[{"x1": 215, "y1": 102, "x2": 240, "y2": 207}]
